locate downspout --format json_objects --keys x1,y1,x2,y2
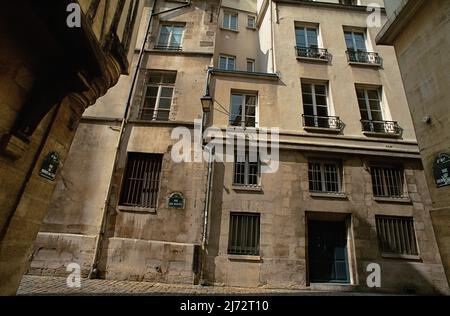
[
  {"x1": 89, "y1": 0, "x2": 194, "y2": 280},
  {"x1": 270, "y1": 0, "x2": 276, "y2": 73}
]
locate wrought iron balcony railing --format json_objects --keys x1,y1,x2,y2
[
  {"x1": 346, "y1": 50, "x2": 382, "y2": 66},
  {"x1": 302, "y1": 115, "x2": 344, "y2": 131},
  {"x1": 296, "y1": 46, "x2": 330, "y2": 61},
  {"x1": 154, "y1": 45, "x2": 182, "y2": 51},
  {"x1": 361, "y1": 120, "x2": 402, "y2": 136}
]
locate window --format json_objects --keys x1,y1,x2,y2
[
  {"x1": 308, "y1": 161, "x2": 342, "y2": 193},
  {"x1": 141, "y1": 71, "x2": 176, "y2": 121},
  {"x1": 223, "y1": 11, "x2": 238, "y2": 31},
  {"x1": 302, "y1": 83, "x2": 330, "y2": 128},
  {"x1": 230, "y1": 93, "x2": 257, "y2": 128},
  {"x1": 156, "y1": 24, "x2": 184, "y2": 50},
  {"x1": 357, "y1": 87, "x2": 385, "y2": 132},
  {"x1": 234, "y1": 150, "x2": 260, "y2": 187},
  {"x1": 344, "y1": 31, "x2": 367, "y2": 52},
  {"x1": 295, "y1": 26, "x2": 319, "y2": 49},
  {"x1": 119, "y1": 153, "x2": 163, "y2": 209},
  {"x1": 376, "y1": 216, "x2": 419, "y2": 256},
  {"x1": 371, "y1": 166, "x2": 405, "y2": 198},
  {"x1": 247, "y1": 16, "x2": 256, "y2": 29},
  {"x1": 246, "y1": 59, "x2": 255, "y2": 72},
  {"x1": 219, "y1": 55, "x2": 236, "y2": 70},
  {"x1": 228, "y1": 213, "x2": 260, "y2": 256}
]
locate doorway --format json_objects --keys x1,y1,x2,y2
[{"x1": 308, "y1": 218, "x2": 350, "y2": 283}]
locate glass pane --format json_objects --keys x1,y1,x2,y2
[
  {"x1": 314, "y1": 84, "x2": 326, "y2": 95},
  {"x1": 247, "y1": 61, "x2": 254, "y2": 72},
  {"x1": 315, "y1": 95, "x2": 327, "y2": 106},
  {"x1": 307, "y1": 28, "x2": 318, "y2": 47},
  {"x1": 354, "y1": 32, "x2": 366, "y2": 51},
  {"x1": 156, "y1": 110, "x2": 170, "y2": 121},
  {"x1": 162, "y1": 72, "x2": 176, "y2": 84},
  {"x1": 219, "y1": 57, "x2": 227, "y2": 69},
  {"x1": 356, "y1": 88, "x2": 365, "y2": 99},
  {"x1": 316, "y1": 105, "x2": 328, "y2": 117},
  {"x1": 302, "y1": 83, "x2": 312, "y2": 94},
  {"x1": 296, "y1": 28, "x2": 306, "y2": 47},
  {"x1": 344, "y1": 32, "x2": 354, "y2": 50},
  {"x1": 245, "y1": 105, "x2": 256, "y2": 116},
  {"x1": 230, "y1": 14, "x2": 237, "y2": 30},
  {"x1": 246, "y1": 95, "x2": 256, "y2": 105},
  {"x1": 369, "y1": 99, "x2": 381, "y2": 111},
  {"x1": 160, "y1": 87, "x2": 173, "y2": 98},
  {"x1": 158, "y1": 26, "x2": 171, "y2": 46},
  {"x1": 146, "y1": 86, "x2": 158, "y2": 97},
  {"x1": 230, "y1": 94, "x2": 243, "y2": 125},
  {"x1": 144, "y1": 97, "x2": 157, "y2": 109},
  {"x1": 170, "y1": 34, "x2": 182, "y2": 47},
  {"x1": 367, "y1": 90, "x2": 379, "y2": 100},
  {"x1": 302, "y1": 93, "x2": 313, "y2": 105},
  {"x1": 228, "y1": 58, "x2": 235, "y2": 70},
  {"x1": 158, "y1": 98, "x2": 171, "y2": 109},
  {"x1": 303, "y1": 104, "x2": 315, "y2": 116},
  {"x1": 223, "y1": 14, "x2": 230, "y2": 29},
  {"x1": 370, "y1": 110, "x2": 383, "y2": 121}
]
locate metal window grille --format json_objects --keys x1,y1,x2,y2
[
  {"x1": 119, "y1": 153, "x2": 163, "y2": 209},
  {"x1": 371, "y1": 167, "x2": 404, "y2": 198},
  {"x1": 233, "y1": 151, "x2": 260, "y2": 186},
  {"x1": 140, "y1": 71, "x2": 176, "y2": 121},
  {"x1": 376, "y1": 216, "x2": 418, "y2": 256},
  {"x1": 308, "y1": 161, "x2": 341, "y2": 193},
  {"x1": 228, "y1": 213, "x2": 260, "y2": 255}
]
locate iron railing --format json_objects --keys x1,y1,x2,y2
[
  {"x1": 302, "y1": 114, "x2": 344, "y2": 130},
  {"x1": 228, "y1": 213, "x2": 260, "y2": 256},
  {"x1": 154, "y1": 45, "x2": 182, "y2": 51},
  {"x1": 361, "y1": 120, "x2": 401, "y2": 136},
  {"x1": 376, "y1": 216, "x2": 418, "y2": 255},
  {"x1": 296, "y1": 46, "x2": 330, "y2": 61},
  {"x1": 119, "y1": 153, "x2": 163, "y2": 209},
  {"x1": 346, "y1": 50, "x2": 382, "y2": 65}
]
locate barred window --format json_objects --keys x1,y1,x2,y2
[
  {"x1": 308, "y1": 161, "x2": 342, "y2": 193},
  {"x1": 371, "y1": 166, "x2": 405, "y2": 198},
  {"x1": 228, "y1": 213, "x2": 260, "y2": 256},
  {"x1": 119, "y1": 153, "x2": 163, "y2": 209},
  {"x1": 233, "y1": 151, "x2": 260, "y2": 187},
  {"x1": 141, "y1": 71, "x2": 176, "y2": 121},
  {"x1": 376, "y1": 216, "x2": 418, "y2": 256}
]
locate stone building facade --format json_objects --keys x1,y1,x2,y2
[
  {"x1": 377, "y1": 0, "x2": 450, "y2": 287},
  {"x1": 28, "y1": 0, "x2": 449, "y2": 295},
  {"x1": 0, "y1": 0, "x2": 143, "y2": 295}
]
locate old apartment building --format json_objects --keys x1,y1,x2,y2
[
  {"x1": 377, "y1": 0, "x2": 450, "y2": 287},
  {"x1": 0, "y1": 0, "x2": 143, "y2": 295},
  {"x1": 28, "y1": 0, "x2": 449, "y2": 294}
]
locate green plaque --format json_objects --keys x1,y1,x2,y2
[
  {"x1": 39, "y1": 152, "x2": 60, "y2": 181},
  {"x1": 433, "y1": 153, "x2": 450, "y2": 188},
  {"x1": 168, "y1": 192, "x2": 185, "y2": 209}
]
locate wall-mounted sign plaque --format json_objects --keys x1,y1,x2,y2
[
  {"x1": 39, "y1": 152, "x2": 60, "y2": 181},
  {"x1": 168, "y1": 192, "x2": 185, "y2": 209},
  {"x1": 433, "y1": 153, "x2": 450, "y2": 188}
]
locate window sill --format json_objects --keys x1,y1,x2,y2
[
  {"x1": 232, "y1": 185, "x2": 263, "y2": 193},
  {"x1": 296, "y1": 56, "x2": 330, "y2": 63},
  {"x1": 220, "y1": 27, "x2": 239, "y2": 33},
  {"x1": 348, "y1": 61, "x2": 382, "y2": 68},
  {"x1": 374, "y1": 197, "x2": 412, "y2": 204},
  {"x1": 310, "y1": 192, "x2": 348, "y2": 200},
  {"x1": 246, "y1": 26, "x2": 257, "y2": 31},
  {"x1": 118, "y1": 205, "x2": 157, "y2": 214},
  {"x1": 381, "y1": 253, "x2": 421, "y2": 261},
  {"x1": 228, "y1": 254, "x2": 261, "y2": 262},
  {"x1": 304, "y1": 126, "x2": 342, "y2": 134},
  {"x1": 362, "y1": 131, "x2": 401, "y2": 139}
]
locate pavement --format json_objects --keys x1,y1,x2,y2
[{"x1": 17, "y1": 275, "x2": 388, "y2": 296}]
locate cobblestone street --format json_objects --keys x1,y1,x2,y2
[{"x1": 18, "y1": 275, "x2": 385, "y2": 296}]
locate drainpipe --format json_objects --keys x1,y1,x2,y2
[{"x1": 88, "y1": 0, "x2": 193, "y2": 279}]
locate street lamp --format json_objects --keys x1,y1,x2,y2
[{"x1": 200, "y1": 94, "x2": 213, "y2": 113}]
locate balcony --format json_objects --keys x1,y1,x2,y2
[
  {"x1": 302, "y1": 115, "x2": 344, "y2": 133},
  {"x1": 154, "y1": 45, "x2": 182, "y2": 51},
  {"x1": 296, "y1": 46, "x2": 330, "y2": 62},
  {"x1": 346, "y1": 50, "x2": 382, "y2": 66},
  {"x1": 361, "y1": 120, "x2": 402, "y2": 137}
]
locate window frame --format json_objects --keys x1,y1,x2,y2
[
  {"x1": 119, "y1": 152, "x2": 164, "y2": 211},
  {"x1": 246, "y1": 58, "x2": 255, "y2": 72},
  {"x1": 375, "y1": 215, "x2": 420, "y2": 258},
  {"x1": 344, "y1": 30, "x2": 368, "y2": 52},
  {"x1": 228, "y1": 212, "x2": 261, "y2": 256},
  {"x1": 141, "y1": 71, "x2": 176, "y2": 121},
  {"x1": 357, "y1": 87, "x2": 384, "y2": 122},
  {"x1": 223, "y1": 11, "x2": 238, "y2": 31},
  {"x1": 295, "y1": 26, "x2": 320, "y2": 48},
  {"x1": 247, "y1": 15, "x2": 256, "y2": 29},
  {"x1": 219, "y1": 54, "x2": 236, "y2": 71},
  {"x1": 156, "y1": 23, "x2": 185, "y2": 50},
  {"x1": 370, "y1": 165, "x2": 407, "y2": 198},
  {"x1": 233, "y1": 150, "x2": 261, "y2": 187},
  {"x1": 229, "y1": 92, "x2": 259, "y2": 128},
  {"x1": 308, "y1": 160, "x2": 343, "y2": 194}
]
